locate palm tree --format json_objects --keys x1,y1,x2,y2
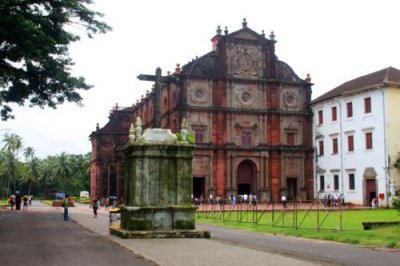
[
  {"x1": 53, "y1": 152, "x2": 72, "y2": 192},
  {"x1": 23, "y1": 146, "x2": 35, "y2": 161},
  {"x1": 2, "y1": 133, "x2": 23, "y2": 154},
  {"x1": 69, "y1": 153, "x2": 91, "y2": 194},
  {"x1": 40, "y1": 157, "x2": 56, "y2": 199},
  {"x1": 22, "y1": 157, "x2": 41, "y2": 196},
  {"x1": 2, "y1": 133, "x2": 23, "y2": 193},
  {"x1": 0, "y1": 151, "x2": 17, "y2": 198}
]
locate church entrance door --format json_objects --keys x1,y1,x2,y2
[
  {"x1": 193, "y1": 177, "x2": 205, "y2": 199},
  {"x1": 237, "y1": 160, "x2": 255, "y2": 196}
]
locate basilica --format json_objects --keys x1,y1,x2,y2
[{"x1": 90, "y1": 19, "x2": 314, "y2": 202}]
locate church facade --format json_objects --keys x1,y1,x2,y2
[{"x1": 90, "y1": 20, "x2": 314, "y2": 202}]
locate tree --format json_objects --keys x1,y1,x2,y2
[
  {"x1": 40, "y1": 156, "x2": 56, "y2": 198},
  {"x1": 0, "y1": 150, "x2": 17, "y2": 198},
  {"x1": 2, "y1": 133, "x2": 23, "y2": 154},
  {"x1": 1, "y1": 133, "x2": 23, "y2": 193},
  {"x1": 22, "y1": 156, "x2": 41, "y2": 196},
  {"x1": 53, "y1": 152, "x2": 72, "y2": 191},
  {"x1": 0, "y1": 0, "x2": 112, "y2": 120},
  {"x1": 23, "y1": 146, "x2": 35, "y2": 161}
]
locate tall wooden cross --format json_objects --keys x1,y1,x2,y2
[{"x1": 137, "y1": 67, "x2": 176, "y2": 128}]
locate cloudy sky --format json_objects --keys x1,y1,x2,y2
[{"x1": 1, "y1": 0, "x2": 400, "y2": 158}]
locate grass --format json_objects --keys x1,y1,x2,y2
[{"x1": 197, "y1": 209, "x2": 400, "y2": 249}]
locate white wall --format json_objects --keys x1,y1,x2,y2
[{"x1": 312, "y1": 88, "x2": 389, "y2": 206}]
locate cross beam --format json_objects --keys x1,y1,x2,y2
[{"x1": 137, "y1": 67, "x2": 176, "y2": 128}]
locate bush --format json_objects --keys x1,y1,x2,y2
[
  {"x1": 174, "y1": 132, "x2": 195, "y2": 144},
  {"x1": 392, "y1": 197, "x2": 400, "y2": 211}
]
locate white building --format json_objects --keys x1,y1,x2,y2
[{"x1": 311, "y1": 67, "x2": 400, "y2": 206}]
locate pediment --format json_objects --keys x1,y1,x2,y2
[{"x1": 229, "y1": 28, "x2": 262, "y2": 41}]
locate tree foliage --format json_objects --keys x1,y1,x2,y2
[
  {"x1": 0, "y1": 0, "x2": 112, "y2": 120},
  {"x1": 0, "y1": 132, "x2": 91, "y2": 198}
]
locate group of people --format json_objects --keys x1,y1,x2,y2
[
  {"x1": 8, "y1": 192, "x2": 32, "y2": 211},
  {"x1": 322, "y1": 193, "x2": 345, "y2": 208},
  {"x1": 89, "y1": 196, "x2": 124, "y2": 218}
]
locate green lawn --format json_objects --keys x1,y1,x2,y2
[{"x1": 197, "y1": 209, "x2": 400, "y2": 248}]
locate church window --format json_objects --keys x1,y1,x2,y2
[
  {"x1": 287, "y1": 132, "x2": 296, "y2": 145},
  {"x1": 194, "y1": 129, "x2": 204, "y2": 144},
  {"x1": 241, "y1": 130, "x2": 252, "y2": 147}
]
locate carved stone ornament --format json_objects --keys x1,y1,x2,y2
[
  {"x1": 189, "y1": 86, "x2": 209, "y2": 105},
  {"x1": 180, "y1": 118, "x2": 188, "y2": 143},
  {"x1": 128, "y1": 123, "x2": 135, "y2": 143},
  {"x1": 229, "y1": 44, "x2": 261, "y2": 79},
  {"x1": 135, "y1": 116, "x2": 143, "y2": 142},
  {"x1": 234, "y1": 86, "x2": 258, "y2": 108},
  {"x1": 281, "y1": 88, "x2": 299, "y2": 109}
]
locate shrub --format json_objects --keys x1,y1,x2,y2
[
  {"x1": 387, "y1": 241, "x2": 397, "y2": 248},
  {"x1": 392, "y1": 197, "x2": 400, "y2": 211},
  {"x1": 174, "y1": 132, "x2": 195, "y2": 144}
]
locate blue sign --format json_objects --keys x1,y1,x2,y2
[{"x1": 55, "y1": 193, "x2": 65, "y2": 199}]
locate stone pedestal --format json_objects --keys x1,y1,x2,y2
[{"x1": 110, "y1": 128, "x2": 209, "y2": 238}]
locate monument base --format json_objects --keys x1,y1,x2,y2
[{"x1": 110, "y1": 228, "x2": 210, "y2": 239}]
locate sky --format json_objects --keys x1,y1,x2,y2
[{"x1": 1, "y1": 0, "x2": 400, "y2": 159}]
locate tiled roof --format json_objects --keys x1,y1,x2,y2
[{"x1": 312, "y1": 66, "x2": 400, "y2": 104}]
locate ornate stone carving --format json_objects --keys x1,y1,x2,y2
[
  {"x1": 192, "y1": 156, "x2": 210, "y2": 176},
  {"x1": 285, "y1": 157, "x2": 301, "y2": 176},
  {"x1": 180, "y1": 118, "x2": 188, "y2": 143},
  {"x1": 234, "y1": 85, "x2": 259, "y2": 108},
  {"x1": 281, "y1": 88, "x2": 300, "y2": 110},
  {"x1": 228, "y1": 44, "x2": 261, "y2": 79},
  {"x1": 188, "y1": 81, "x2": 211, "y2": 106},
  {"x1": 128, "y1": 123, "x2": 135, "y2": 143},
  {"x1": 135, "y1": 116, "x2": 142, "y2": 142}
]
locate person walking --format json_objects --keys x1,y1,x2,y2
[
  {"x1": 281, "y1": 194, "x2": 287, "y2": 209},
  {"x1": 9, "y1": 194, "x2": 15, "y2": 210},
  {"x1": 63, "y1": 195, "x2": 69, "y2": 221},
  {"x1": 22, "y1": 195, "x2": 28, "y2": 210},
  {"x1": 15, "y1": 191, "x2": 21, "y2": 210},
  {"x1": 93, "y1": 198, "x2": 99, "y2": 218}
]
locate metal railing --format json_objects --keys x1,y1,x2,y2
[{"x1": 196, "y1": 198, "x2": 343, "y2": 231}]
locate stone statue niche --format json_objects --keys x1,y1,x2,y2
[{"x1": 110, "y1": 117, "x2": 209, "y2": 238}]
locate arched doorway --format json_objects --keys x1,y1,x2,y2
[{"x1": 237, "y1": 160, "x2": 256, "y2": 195}]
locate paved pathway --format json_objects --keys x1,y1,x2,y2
[
  {"x1": 4, "y1": 201, "x2": 399, "y2": 266},
  {"x1": 0, "y1": 201, "x2": 154, "y2": 266},
  {"x1": 69, "y1": 202, "x2": 400, "y2": 266},
  {"x1": 67, "y1": 202, "x2": 322, "y2": 266}
]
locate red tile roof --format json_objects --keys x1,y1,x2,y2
[{"x1": 312, "y1": 66, "x2": 400, "y2": 104}]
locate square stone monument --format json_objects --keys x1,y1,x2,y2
[{"x1": 110, "y1": 118, "x2": 209, "y2": 238}]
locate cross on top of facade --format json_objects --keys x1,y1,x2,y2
[{"x1": 137, "y1": 68, "x2": 176, "y2": 128}]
